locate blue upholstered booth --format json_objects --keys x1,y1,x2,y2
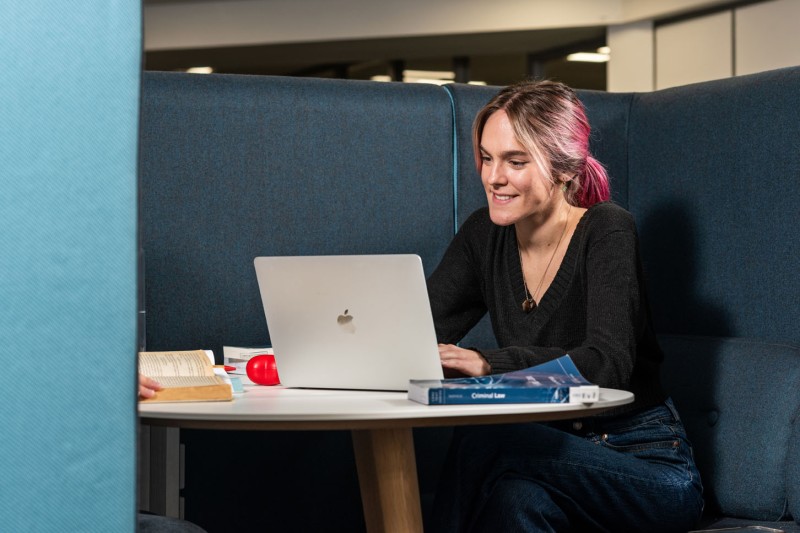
[
  {"x1": 0, "y1": 1, "x2": 140, "y2": 531},
  {"x1": 139, "y1": 67, "x2": 800, "y2": 532}
]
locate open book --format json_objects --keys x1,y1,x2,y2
[
  {"x1": 408, "y1": 354, "x2": 599, "y2": 405},
  {"x1": 138, "y1": 349, "x2": 233, "y2": 403}
]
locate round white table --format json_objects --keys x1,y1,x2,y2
[{"x1": 140, "y1": 385, "x2": 634, "y2": 533}]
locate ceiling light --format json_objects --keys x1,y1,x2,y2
[
  {"x1": 566, "y1": 52, "x2": 610, "y2": 63},
  {"x1": 186, "y1": 66, "x2": 213, "y2": 74},
  {"x1": 370, "y1": 70, "x2": 485, "y2": 85},
  {"x1": 403, "y1": 69, "x2": 455, "y2": 85},
  {"x1": 372, "y1": 70, "x2": 456, "y2": 85},
  {"x1": 402, "y1": 69, "x2": 455, "y2": 79},
  {"x1": 404, "y1": 77, "x2": 451, "y2": 85}
]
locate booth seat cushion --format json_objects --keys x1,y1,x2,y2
[
  {"x1": 659, "y1": 334, "x2": 800, "y2": 523},
  {"x1": 698, "y1": 517, "x2": 800, "y2": 532}
]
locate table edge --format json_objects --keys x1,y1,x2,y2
[{"x1": 139, "y1": 389, "x2": 634, "y2": 431}]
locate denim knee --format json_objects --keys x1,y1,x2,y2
[{"x1": 473, "y1": 475, "x2": 568, "y2": 533}]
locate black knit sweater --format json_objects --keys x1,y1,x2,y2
[{"x1": 427, "y1": 202, "x2": 666, "y2": 411}]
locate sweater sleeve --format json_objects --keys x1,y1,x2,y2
[{"x1": 427, "y1": 211, "x2": 490, "y2": 345}]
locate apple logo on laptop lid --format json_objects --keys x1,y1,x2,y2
[{"x1": 337, "y1": 309, "x2": 356, "y2": 333}]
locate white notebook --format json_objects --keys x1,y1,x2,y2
[{"x1": 254, "y1": 254, "x2": 444, "y2": 391}]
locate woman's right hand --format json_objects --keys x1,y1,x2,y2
[{"x1": 438, "y1": 344, "x2": 491, "y2": 377}]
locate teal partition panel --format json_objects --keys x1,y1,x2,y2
[{"x1": 0, "y1": 2, "x2": 140, "y2": 531}]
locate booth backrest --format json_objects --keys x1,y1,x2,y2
[
  {"x1": 0, "y1": 1, "x2": 140, "y2": 531},
  {"x1": 140, "y1": 72, "x2": 454, "y2": 356},
  {"x1": 626, "y1": 67, "x2": 800, "y2": 344}
]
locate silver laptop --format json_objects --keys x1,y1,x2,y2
[{"x1": 253, "y1": 254, "x2": 444, "y2": 391}]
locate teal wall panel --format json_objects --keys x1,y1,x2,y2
[{"x1": 0, "y1": 2, "x2": 141, "y2": 531}]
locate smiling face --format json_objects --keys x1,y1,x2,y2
[{"x1": 479, "y1": 109, "x2": 562, "y2": 227}]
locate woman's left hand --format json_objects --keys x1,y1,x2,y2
[
  {"x1": 438, "y1": 344, "x2": 491, "y2": 377},
  {"x1": 139, "y1": 373, "x2": 162, "y2": 399}
]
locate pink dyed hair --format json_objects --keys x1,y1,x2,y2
[{"x1": 472, "y1": 79, "x2": 610, "y2": 208}]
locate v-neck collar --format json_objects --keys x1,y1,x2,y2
[{"x1": 506, "y1": 205, "x2": 591, "y2": 322}]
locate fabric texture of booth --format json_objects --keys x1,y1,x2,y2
[
  {"x1": 0, "y1": 1, "x2": 140, "y2": 531},
  {"x1": 140, "y1": 72, "x2": 454, "y2": 357},
  {"x1": 627, "y1": 67, "x2": 800, "y2": 345}
]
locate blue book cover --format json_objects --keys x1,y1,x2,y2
[{"x1": 407, "y1": 354, "x2": 599, "y2": 405}]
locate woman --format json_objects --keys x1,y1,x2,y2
[{"x1": 427, "y1": 80, "x2": 704, "y2": 532}]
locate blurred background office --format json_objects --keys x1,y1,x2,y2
[{"x1": 144, "y1": 0, "x2": 800, "y2": 91}]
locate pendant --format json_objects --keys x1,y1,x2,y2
[{"x1": 522, "y1": 299, "x2": 536, "y2": 313}]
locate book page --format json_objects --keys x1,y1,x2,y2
[
  {"x1": 139, "y1": 350, "x2": 214, "y2": 378},
  {"x1": 154, "y1": 375, "x2": 225, "y2": 388}
]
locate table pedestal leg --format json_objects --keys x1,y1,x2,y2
[
  {"x1": 138, "y1": 424, "x2": 182, "y2": 518},
  {"x1": 351, "y1": 428, "x2": 423, "y2": 533}
]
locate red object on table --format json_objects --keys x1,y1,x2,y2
[{"x1": 246, "y1": 354, "x2": 280, "y2": 385}]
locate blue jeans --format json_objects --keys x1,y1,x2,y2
[{"x1": 430, "y1": 398, "x2": 704, "y2": 532}]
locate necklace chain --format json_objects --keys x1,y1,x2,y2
[{"x1": 518, "y1": 204, "x2": 572, "y2": 313}]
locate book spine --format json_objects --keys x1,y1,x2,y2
[{"x1": 421, "y1": 385, "x2": 599, "y2": 405}]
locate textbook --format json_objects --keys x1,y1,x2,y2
[
  {"x1": 138, "y1": 349, "x2": 233, "y2": 403},
  {"x1": 407, "y1": 354, "x2": 599, "y2": 405}
]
